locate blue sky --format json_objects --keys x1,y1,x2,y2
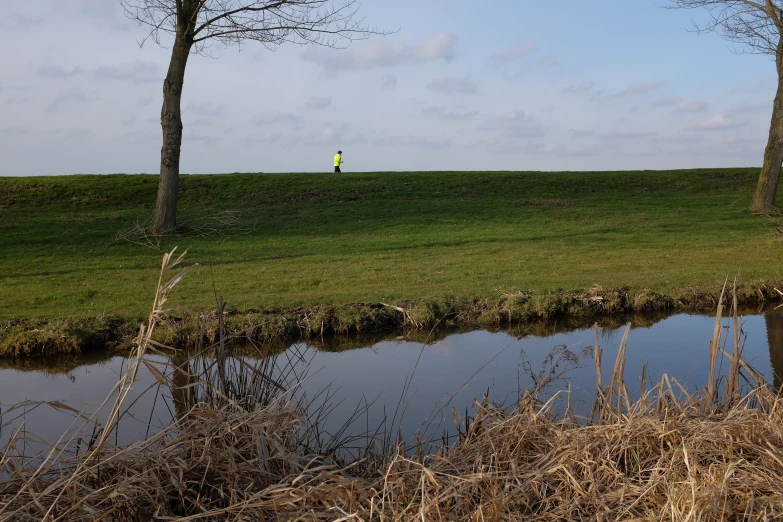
[{"x1": 0, "y1": 0, "x2": 777, "y2": 175}]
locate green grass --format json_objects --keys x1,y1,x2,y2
[{"x1": 1, "y1": 168, "x2": 781, "y2": 323}]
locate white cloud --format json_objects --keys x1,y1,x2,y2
[
  {"x1": 422, "y1": 105, "x2": 479, "y2": 120},
  {"x1": 583, "y1": 81, "x2": 663, "y2": 101},
  {"x1": 427, "y1": 77, "x2": 477, "y2": 95},
  {"x1": 240, "y1": 131, "x2": 284, "y2": 148},
  {"x1": 63, "y1": 128, "x2": 94, "y2": 140},
  {"x1": 2, "y1": 12, "x2": 45, "y2": 30},
  {"x1": 3, "y1": 86, "x2": 35, "y2": 105},
  {"x1": 376, "y1": 135, "x2": 452, "y2": 148},
  {"x1": 720, "y1": 136, "x2": 764, "y2": 146},
  {"x1": 304, "y1": 96, "x2": 332, "y2": 109},
  {"x1": 563, "y1": 81, "x2": 595, "y2": 95},
  {"x1": 0, "y1": 126, "x2": 30, "y2": 137},
  {"x1": 653, "y1": 134, "x2": 705, "y2": 144},
  {"x1": 475, "y1": 138, "x2": 599, "y2": 156},
  {"x1": 55, "y1": 0, "x2": 129, "y2": 29},
  {"x1": 674, "y1": 100, "x2": 707, "y2": 113},
  {"x1": 300, "y1": 33, "x2": 457, "y2": 71},
  {"x1": 37, "y1": 65, "x2": 83, "y2": 79},
  {"x1": 190, "y1": 118, "x2": 217, "y2": 127},
  {"x1": 92, "y1": 61, "x2": 158, "y2": 83},
  {"x1": 567, "y1": 129, "x2": 595, "y2": 137},
  {"x1": 185, "y1": 103, "x2": 226, "y2": 117},
  {"x1": 688, "y1": 113, "x2": 746, "y2": 131},
  {"x1": 732, "y1": 76, "x2": 776, "y2": 94},
  {"x1": 538, "y1": 143, "x2": 561, "y2": 153},
  {"x1": 557, "y1": 145, "x2": 605, "y2": 157},
  {"x1": 651, "y1": 97, "x2": 679, "y2": 107},
  {"x1": 37, "y1": 61, "x2": 159, "y2": 84},
  {"x1": 611, "y1": 81, "x2": 665, "y2": 98},
  {"x1": 254, "y1": 112, "x2": 299, "y2": 125},
  {"x1": 118, "y1": 128, "x2": 157, "y2": 145},
  {"x1": 415, "y1": 33, "x2": 458, "y2": 61},
  {"x1": 599, "y1": 130, "x2": 657, "y2": 140},
  {"x1": 307, "y1": 124, "x2": 364, "y2": 145},
  {"x1": 380, "y1": 75, "x2": 397, "y2": 90},
  {"x1": 652, "y1": 97, "x2": 708, "y2": 113},
  {"x1": 616, "y1": 146, "x2": 663, "y2": 157},
  {"x1": 536, "y1": 54, "x2": 559, "y2": 68},
  {"x1": 240, "y1": 125, "x2": 365, "y2": 148},
  {"x1": 258, "y1": 131, "x2": 283, "y2": 144},
  {"x1": 480, "y1": 111, "x2": 546, "y2": 139},
  {"x1": 727, "y1": 102, "x2": 769, "y2": 114},
  {"x1": 184, "y1": 132, "x2": 223, "y2": 145},
  {"x1": 491, "y1": 43, "x2": 536, "y2": 64},
  {"x1": 47, "y1": 87, "x2": 98, "y2": 112}
]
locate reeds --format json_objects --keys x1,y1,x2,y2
[{"x1": 2, "y1": 250, "x2": 783, "y2": 521}]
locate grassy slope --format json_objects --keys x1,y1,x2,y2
[{"x1": 1, "y1": 169, "x2": 781, "y2": 322}]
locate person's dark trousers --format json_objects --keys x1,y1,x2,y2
[{"x1": 334, "y1": 166, "x2": 341, "y2": 173}]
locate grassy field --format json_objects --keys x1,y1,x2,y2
[{"x1": 1, "y1": 168, "x2": 782, "y2": 326}]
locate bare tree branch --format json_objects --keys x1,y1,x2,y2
[
  {"x1": 666, "y1": 0, "x2": 783, "y2": 56},
  {"x1": 119, "y1": 0, "x2": 388, "y2": 54}
]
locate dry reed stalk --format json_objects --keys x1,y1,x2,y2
[
  {"x1": 592, "y1": 323, "x2": 605, "y2": 421},
  {"x1": 600, "y1": 323, "x2": 630, "y2": 423},
  {"x1": 727, "y1": 278, "x2": 742, "y2": 405},
  {"x1": 708, "y1": 279, "x2": 728, "y2": 403}
]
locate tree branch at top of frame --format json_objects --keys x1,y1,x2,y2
[
  {"x1": 666, "y1": 0, "x2": 783, "y2": 55},
  {"x1": 120, "y1": 0, "x2": 390, "y2": 53}
]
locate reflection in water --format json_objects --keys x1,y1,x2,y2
[
  {"x1": 765, "y1": 311, "x2": 783, "y2": 392},
  {"x1": 6, "y1": 312, "x2": 783, "y2": 449},
  {"x1": 171, "y1": 350, "x2": 195, "y2": 422}
]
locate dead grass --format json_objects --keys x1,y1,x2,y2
[
  {"x1": 112, "y1": 209, "x2": 252, "y2": 249},
  {"x1": 2, "y1": 255, "x2": 783, "y2": 521}
]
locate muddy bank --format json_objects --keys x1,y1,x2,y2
[{"x1": 2, "y1": 281, "x2": 780, "y2": 359}]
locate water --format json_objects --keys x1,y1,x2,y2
[{"x1": 2, "y1": 312, "x2": 783, "y2": 453}]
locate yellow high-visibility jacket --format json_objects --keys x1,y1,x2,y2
[{"x1": 334, "y1": 154, "x2": 342, "y2": 167}]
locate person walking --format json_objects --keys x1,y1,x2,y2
[{"x1": 333, "y1": 150, "x2": 343, "y2": 173}]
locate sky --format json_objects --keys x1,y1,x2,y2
[{"x1": 0, "y1": 0, "x2": 778, "y2": 175}]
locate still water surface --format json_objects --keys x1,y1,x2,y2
[{"x1": 2, "y1": 312, "x2": 783, "y2": 450}]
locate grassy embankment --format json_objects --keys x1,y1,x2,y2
[{"x1": 2, "y1": 168, "x2": 783, "y2": 355}]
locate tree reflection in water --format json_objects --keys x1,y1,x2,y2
[{"x1": 764, "y1": 310, "x2": 783, "y2": 393}]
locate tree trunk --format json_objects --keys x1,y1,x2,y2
[
  {"x1": 750, "y1": 37, "x2": 783, "y2": 214},
  {"x1": 151, "y1": 36, "x2": 192, "y2": 235}
]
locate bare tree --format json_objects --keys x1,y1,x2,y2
[
  {"x1": 667, "y1": 1, "x2": 783, "y2": 213},
  {"x1": 120, "y1": 0, "x2": 382, "y2": 235}
]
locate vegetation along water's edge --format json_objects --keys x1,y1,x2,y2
[{"x1": 2, "y1": 281, "x2": 782, "y2": 358}]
